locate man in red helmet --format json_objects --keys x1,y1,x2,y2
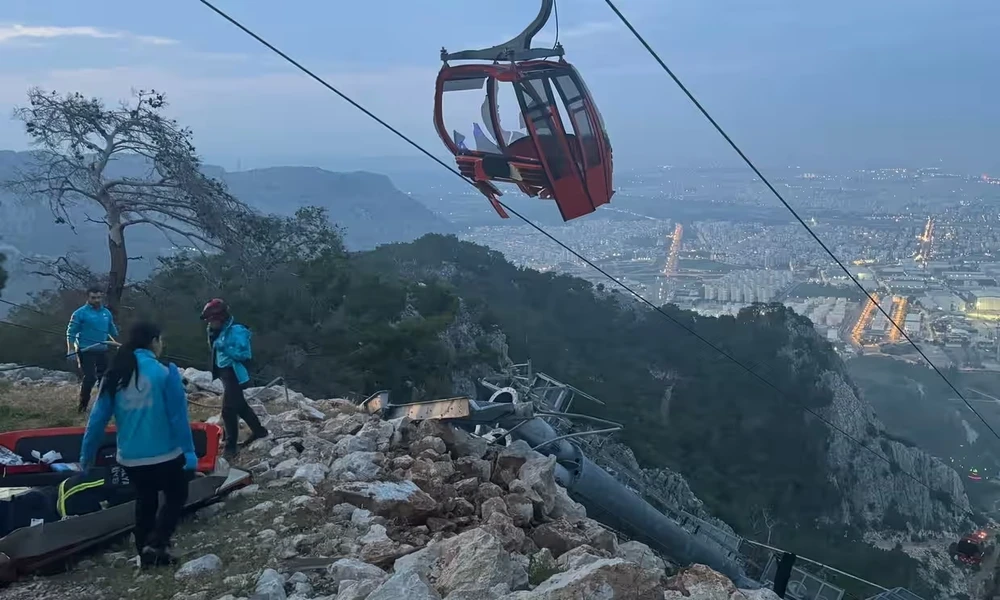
[{"x1": 200, "y1": 299, "x2": 268, "y2": 459}]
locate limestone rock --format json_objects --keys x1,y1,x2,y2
[
  {"x1": 455, "y1": 456, "x2": 492, "y2": 482},
  {"x1": 616, "y1": 541, "x2": 666, "y2": 572},
  {"x1": 416, "y1": 419, "x2": 489, "y2": 459},
  {"x1": 494, "y1": 441, "x2": 542, "y2": 487},
  {"x1": 481, "y1": 497, "x2": 509, "y2": 521},
  {"x1": 299, "y1": 401, "x2": 326, "y2": 421},
  {"x1": 483, "y1": 511, "x2": 528, "y2": 553},
  {"x1": 292, "y1": 462, "x2": 328, "y2": 485},
  {"x1": 579, "y1": 519, "x2": 618, "y2": 554},
  {"x1": 435, "y1": 528, "x2": 523, "y2": 595},
  {"x1": 253, "y1": 568, "x2": 287, "y2": 600},
  {"x1": 411, "y1": 436, "x2": 447, "y2": 456},
  {"x1": 477, "y1": 482, "x2": 504, "y2": 503},
  {"x1": 367, "y1": 570, "x2": 442, "y2": 600},
  {"x1": 518, "y1": 456, "x2": 559, "y2": 517},
  {"x1": 174, "y1": 554, "x2": 222, "y2": 580},
  {"x1": 663, "y1": 564, "x2": 777, "y2": 600},
  {"x1": 555, "y1": 545, "x2": 607, "y2": 571},
  {"x1": 334, "y1": 434, "x2": 377, "y2": 457},
  {"x1": 358, "y1": 419, "x2": 395, "y2": 453},
  {"x1": 550, "y1": 486, "x2": 586, "y2": 522},
  {"x1": 530, "y1": 519, "x2": 590, "y2": 558},
  {"x1": 274, "y1": 458, "x2": 301, "y2": 478},
  {"x1": 182, "y1": 367, "x2": 223, "y2": 394},
  {"x1": 329, "y1": 451, "x2": 382, "y2": 482},
  {"x1": 521, "y1": 557, "x2": 662, "y2": 599},
  {"x1": 336, "y1": 578, "x2": 381, "y2": 600},
  {"x1": 455, "y1": 477, "x2": 480, "y2": 498},
  {"x1": 325, "y1": 413, "x2": 367, "y2": 438},
  {"x1": 327, "y1": 480, "x2": 437, "y2": 521},
  {"x1": 820, "y1": 370, "x2": 972, "y2": 530},
  {"x1": 326, "y1": 557, "x2": 388, "y2": 585},
  {"x1": 362, "y1": 540, "x2": 415, "y2": 567}
]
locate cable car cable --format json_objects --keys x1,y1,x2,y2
[
  {"x1": 193, "y1": 0, "x2": 968, "y2": 503},
  {"x1": 600, "y1": 0, "x2": 1000, "y2": 444}
]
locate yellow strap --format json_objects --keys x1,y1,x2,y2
[
  {"x1": 57, "y1": 478, "x2": 106, "y2": 518},
  {"x1": 56, "y1": 479, "x2": 67, "y2": 518}
]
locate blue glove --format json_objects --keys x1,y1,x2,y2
[{"x1": 183, "y1": 452, "x2": 198, "y2": 471}]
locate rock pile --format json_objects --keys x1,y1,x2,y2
[
  {"x1": 0, "y1": 364, "x2": 77, "y2": 386},
  {"x1": 170, "y1": 370, "x2": 777, "y2": 600}
]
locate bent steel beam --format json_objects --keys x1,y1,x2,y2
[{"x1": 441, "y1": 0, "x2": 564, "y2": 63}]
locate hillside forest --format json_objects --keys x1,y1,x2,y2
[{"x1": 0, "y1": 88, "x2": 963, "y2": 597}]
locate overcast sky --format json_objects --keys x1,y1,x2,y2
[{"x1": 1, "y1": 0, "x2": 999, "y2": 173}]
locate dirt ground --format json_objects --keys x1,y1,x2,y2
[{"x1": 0, "y1": 380, "x2": 220, "y2": 432}]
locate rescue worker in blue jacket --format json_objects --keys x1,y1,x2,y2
[
  {"x1": 201, "y1": 299, "x2": 268, "y2": 460},
  {"x1": 80, "y1": 321, "x2": 197, "y2": 568},
  {"x1": 66, "y1": 286, "x2": 120, "y2": 413}
]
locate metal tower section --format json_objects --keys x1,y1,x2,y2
[{"x1": 480, "y1": 362, "x2": 744, "y2": 561}]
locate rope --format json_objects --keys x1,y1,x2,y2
[{"x1": 194, "y1": 0, "x2": 969, "y2": 506}]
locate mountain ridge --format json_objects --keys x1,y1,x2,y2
[{"x1": 0, "y1": 150, "x2": 455, "y2": 309}]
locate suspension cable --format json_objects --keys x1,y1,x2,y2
[
  {"x1": 600, "y1": 0, "x2": 1000, "y2": 444},
  {"x1": 173, "y1": 0, "x2": 975, "y2": 505}
]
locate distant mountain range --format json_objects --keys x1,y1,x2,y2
[
  {"x1": 0, "y1": 150, "x2": 456, "y2": 308},
  {"x1": 223, "y1": 166, "x2": 454, "y2": 249}
]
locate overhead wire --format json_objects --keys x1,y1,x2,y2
[
  {"x1": 599, "y1": 0, "x2": 1000, "y2": 444},
  {"x1": 193, "y1": 0, "x2": 971, "y2": 506}
]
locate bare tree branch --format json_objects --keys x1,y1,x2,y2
[
  {"x1": 2, "y1": 88, "x2": 254, "y2": 312},
  {"x1": 22, "y1": 255, "x2": 99, "y2": 291}
]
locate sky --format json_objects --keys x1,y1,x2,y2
[{"x1": 1, "y1": 0, "x2": 1000, "y2": 173}]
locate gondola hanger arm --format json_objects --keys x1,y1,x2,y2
[{"x1": 441, "y1": 0, "x2": 565, "y2": 63}]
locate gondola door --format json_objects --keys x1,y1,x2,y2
[
  {"x1": 551, "y1": 69, "x2": 613, "y2": 209},
  {"x1": 512, "y1": 75, "x2": 597, "y2": 221}
]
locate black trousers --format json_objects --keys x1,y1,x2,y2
[
  {"x1": 219, "y1": 367, "x2": 266, "y2": 452},
  {"x1": 124, "y1": 455, "x2": 189, "y2": 552},
  {"x1": 78, "y1": 350, "x2": 109, "y2": 409}
]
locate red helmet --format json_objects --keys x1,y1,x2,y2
[{"x1": 200, "y1": 298, "x2": 229, "y2": 321}]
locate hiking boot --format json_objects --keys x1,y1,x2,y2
[
  {"x1": 139, "y1": 546, "x2": 177, "y2": 569},
  {"x1": 222, "y1": 447, "x2": 239, "y2": 462},
  {"x1": 239, "y1": 429, "x2": 269, "y2": 448},
  {"x1": 77, "y1": 400, "x2": 88, "y2": 414}
]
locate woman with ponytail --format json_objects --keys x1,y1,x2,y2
[{"x1": 79, "y1": 321, "x2": 197, "y2": 568}]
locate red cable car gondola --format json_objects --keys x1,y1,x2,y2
[{"x1": 434, "y1": 0, "x2": 614, "y2": 221}]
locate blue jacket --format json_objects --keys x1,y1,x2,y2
[
  {"x1": 67, "y1": 304, "x2": 119, "y2": 353},
  {"x1": 80, "y1": 349, "x2": 195, "y2": 468},
  {"x1": 210, "y1": 317, "x2": 252, "y2": 385}
]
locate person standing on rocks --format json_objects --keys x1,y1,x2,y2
[
  {"x1": 79, "y1": 321, "x2": 197, "y2": 568},
  {"x1": 201, "y1": 298, "x2": 268, "y2": 460},
  {"x1": 66, "y1": 286, "x2": 119, "y2": 413}
]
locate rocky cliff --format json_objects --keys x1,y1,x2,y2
[
  {"x1": 775, "y1": 316, "x2": 972, "y2": 532},
  {"x1": 1, "y1": 367, "x2": 778, "y2": 600}
]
